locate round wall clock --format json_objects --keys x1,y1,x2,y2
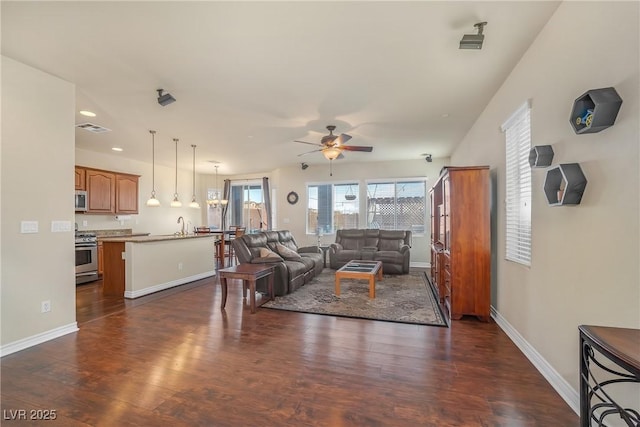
[{"x1": 287, "y1": 191, "x2": 299, "y2": 205}]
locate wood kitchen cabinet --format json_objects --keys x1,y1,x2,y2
[
  {"x1": 86, "y1": 169, "x2": 116, "y2": 213},
  {"x1": 75, "y1": 167, "x2": 86, "y2": 190},
  {"x1": 115, "y1": 173, "x2": 139, "y2": 214},
  {"x1": 77, "y1": 166, "x2": 140, "y2": 214},
  {"x1": 429, "y1": 166, "x2": 490, "y2": 322}
]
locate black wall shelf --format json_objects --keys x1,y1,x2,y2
[
  {"x1": 543, "y1": 163, "x2": 588, "y2": 206},
  {"x1": 529, "y1": 145, "x2": 554, "y2": 168},
  {"x1": 570, "y1": 87, "x2": 623, "y2": 134}
]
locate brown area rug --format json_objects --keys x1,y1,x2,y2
[{"x1": 263, "y1": 269, "x2": 447, "y2": 327}]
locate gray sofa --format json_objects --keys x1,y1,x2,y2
[
  {"x1": 232, "y1": 230, "x2": 324, "y2": 296},
  {"x1": 329, "y1": 229, "x2": 412, "y2": 274}
]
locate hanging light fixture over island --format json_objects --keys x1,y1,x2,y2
[{"x1": 146, "y1": 130, "x2": 161, "y2": 207}]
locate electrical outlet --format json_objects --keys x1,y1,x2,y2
[
  {"x1": 41, "y1": 300, "x2": 51, "y2": 313},
  {"x1": 178, "y1": 262, "x2": 183, "y2": 271}
]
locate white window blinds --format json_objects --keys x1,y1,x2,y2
[{"x1": 502, "y1": 101, "x2": 532, "y2": 266}]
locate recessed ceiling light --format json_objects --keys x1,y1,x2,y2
[
  {"x1": 441, "y1": 113, "x2": 450, "y2": 118},
  {"x1": 112, "y1": 147, "x2": 123, "y2": 152},
  {"x1": 79, "y1": 110, "x2": 96, "y2": 117}
]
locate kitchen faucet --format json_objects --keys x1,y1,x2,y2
[{"x1": 177, "y1": 216, "x2": 185, "y2": 236}]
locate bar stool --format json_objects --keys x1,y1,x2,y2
[{"x1": 227, "y1": 226, "x2": 246, "y2": 266}]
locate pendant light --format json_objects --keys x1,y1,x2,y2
[
  {"x1": 170, "y1": 138, "x2": 182, "y2": 208},
  {"x1": 189, "y1": 144, "x2": 200, "y2": 208},
  {"x1": 146, "y1": 130, "x2": 161, "y2": 207},
  {"x1": 208, "y1": 165, "x2": 228, "y2": 207}
]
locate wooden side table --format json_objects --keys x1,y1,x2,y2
[
  {"x1": 219, "y1": 264, "x2": 275, "y2": 314},
  {"x1": 579, "y1": 325, "x2": 639, "y2": 426}
]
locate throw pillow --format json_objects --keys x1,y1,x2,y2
[
  {"x1": 259, "y1": 247, "x2": 280, "y2": 258},
  {"x1": 275, "y1": 243, "x2": 303, "y2": 261}
]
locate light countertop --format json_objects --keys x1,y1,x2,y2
[{"x1": 101, "y1": 234, "x2": 216, "y2": 243}]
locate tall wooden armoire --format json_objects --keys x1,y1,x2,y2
[{"x1": 429, "y1": 166, "x2": 490, "y2": 322}]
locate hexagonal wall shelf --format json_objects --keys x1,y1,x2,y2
[
  {"x1": 570, "y1": 87, "x2": 623, "y2": 134},
  {"x1": 544, "y1": 163, "x2": 587, "y2": 206},
  {"x1": 529, "y1": 145, "x2": 554, "y2": 168}
]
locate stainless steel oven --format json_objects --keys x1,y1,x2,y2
[{"x1": 76, "y1": 232, "x2": 98, "y2": 284}]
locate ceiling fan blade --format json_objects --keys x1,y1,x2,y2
[
  {"x1": 335, "y1": 133, "x2": 352, "y2": 145},
  {"x1": 337, "y1": 152, "x2": 345, "y2": 160},
  {"x1": 297, "y1": 148, "x2": 323, "y2": 157},
  {"x1": 294, "y1": 140, "x2": 323, "y2": 147},
  {"x1": 341, "y1": 145, "x2": 373, "y2": 152}
]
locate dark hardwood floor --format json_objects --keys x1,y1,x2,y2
[{"x1": 1, "y1": 275, "x2": 578, "y2": 426}]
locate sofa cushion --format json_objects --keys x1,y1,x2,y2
[
  {"x1": 276, "y1": 243, "x2": 303, "y2": 261},
  {"x1": 259, "y1": 247, "x2": 281, "y2": 259},
  {"x1": 341, "y1": 237, "x2": 362, "y2": 250},
  {"x1": 379, "y1": 238, "x2": 400, "y2": 251}
]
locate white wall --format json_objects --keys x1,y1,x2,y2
[
  {"x1": 1, "y1": 57, "x2": 78, "y2": 351},
  {"x1": 451, "y1": 0, "x2": 639, "y2": 404}
]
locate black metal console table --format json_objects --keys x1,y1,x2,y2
[{"x1": 579, "y1": 325, "x2": 639, "y2": 426}]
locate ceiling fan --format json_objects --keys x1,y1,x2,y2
[{"x1": 295, "y1": 125, "x2": 373, "y2": 161}]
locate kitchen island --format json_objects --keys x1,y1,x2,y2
[{"x1": 102, "y1": 234, "x2": 216, "y2": 298}]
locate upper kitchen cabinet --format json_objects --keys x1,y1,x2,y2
[
  {"x1": 79, "y1": 167, "x2": 140, "y2": 214},
  {"x1": 75, "y1": 167, "x2": 86, "y2": 190},
  {"x1": 86, "y1": 169, "x2": 116, "y2": 213},
  {"x1": 115, "y1": 173, "x2": 139, "y2": 214}
]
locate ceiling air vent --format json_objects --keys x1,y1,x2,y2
[{"x1": 76, "y1": 122, "x2": 111, "y2": 133}]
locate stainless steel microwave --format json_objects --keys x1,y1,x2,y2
[{"x1": 75, "y1": 190, "x2": 88, "y2": 211}]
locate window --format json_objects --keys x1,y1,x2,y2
[
  {"x1": 207, "y1": 182, "x2": 267, "y2": 232},
  {"x1": 366, "y1": 180, "x2": 426, "y2": 234},
  {"x1": 229, "y1": 182, "x2": 267, "y2": 233},
  {"x1": 502, "y1": 101, "x2": 532, "y2": 265},
  {"x1": 307, "y1": 183, "x2": 359, "y2": 234}
]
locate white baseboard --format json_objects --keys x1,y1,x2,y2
[
  {"x1": 411, "y1": 262, "x2": 430, "y2": 268},
  {"x1": 124, "y1": 271, "x2": 215, "y2": 299},
  {"x1": 1, "y1": 322, "x2": 78, "y2": 357},
  {"x1": 491, "y1": 306, "x2": 580, "y2": 415}
]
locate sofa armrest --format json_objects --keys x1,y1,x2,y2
[
  {"x1": 399, "y1": 245, "x2": 410, "y2": 254},
  {"x1": 330, "y1": 243, "x2": 343, "y2": 253},
  {"x1": 298, "y1": 245, "x2": 320, "y2": 254}
]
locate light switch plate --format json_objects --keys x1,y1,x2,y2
[{"x1": 20, "y1": 221, "x2": 39, "y2": 233}]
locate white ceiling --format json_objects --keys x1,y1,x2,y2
[{"x1": 2, "y1": 1, "x2": 560, "y2": 175}]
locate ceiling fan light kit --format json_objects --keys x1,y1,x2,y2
[
  {"x1": 295, "y1": 125, "x2": 373, "y2": 175},
  {"x1": 459, "y1": 22, "x2": 487, "y2": 50},
  {"x1": 323, "y1": 147, "x2": 342, "y2": 160}
]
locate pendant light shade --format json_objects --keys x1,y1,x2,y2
[
  {"x1": 146, "y1": 130, "x2": 161, "y2": 207},
  {"x1": 170, "y1": 138, "x2": 182, "y2": 208},
  {"x1": 189, "y1": 144, "x2": 200, "y2": 208}
]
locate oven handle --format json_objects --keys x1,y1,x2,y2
[{"x1": 75, "y1": 244, "x2": 97, "y2": 248}]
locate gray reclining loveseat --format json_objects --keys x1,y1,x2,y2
[
  {"x1": 232, "y1": 230, "x2": 324, "y2": 296},
  {"x1": 329, "y1": 229, "x2": 411, "y2": 274}
]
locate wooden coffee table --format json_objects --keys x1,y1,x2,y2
[
  {"x1": 219, "y1": 264, "x2": 275, "y2": 313},
  {"x1": 335, "y1": 260, "x2": 383, "y2": 298}
]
